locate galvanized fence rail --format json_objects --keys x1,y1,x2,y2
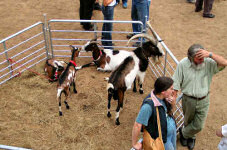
[
  {"x1": 47, "y1": 19, "x2": 145, "y2": 58},
  {"x1": 0, "y1": 22, "x2": 49, "y2": 85}
]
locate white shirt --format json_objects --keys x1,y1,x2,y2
[
  {"x1": 108, "y1": 0, "x2": 116, "y2": 6},
  {"x1": 218, "y1": 124, "x2": 227, "y2": 150}
]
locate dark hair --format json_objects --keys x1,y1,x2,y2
[
  {"x1": 153, "y1": 76, "x2": 173, "y2": 94},
  {"x1": 153, "y1": 76, "x2": 174, "y2": 118}
]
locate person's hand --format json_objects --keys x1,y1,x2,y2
[
  {"x1": 132, "y1": 142, "x2": 142, "y2": 150},
  {"x1": 196, "y1": 49, "x2": 210, "y2": 59},
  {"x1": 216, "y1": 128, "x2": 223, "y2": 137},
  {"x1": 166, "y1": 96, "x2": 175, "y2": 105}
]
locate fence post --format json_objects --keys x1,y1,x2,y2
[
  {"x1": 48, "y1": 22, "x2": 54, "y2": 58},
  {"x1": 94, "y1": 22, "x2": 98, "y2": 40},
  {"x1": 43, "y1": 14, "x2": 50, "y2": 59},
  {"x1": 2, "y1": 42, "x2": 13, "y2": 76}
]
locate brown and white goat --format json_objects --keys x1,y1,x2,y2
[
  {"x1": 80, "y1": 38, "x2": 132, "y2": 72},
  {"x1": 44, "y1": 59, "x2": 66, "y2": 82},
  {"x1": 57, "y1": 45, "x2": 80, "y2": 116},
  {"x1": 107, "y1": 34, "x2": 164, "y2": 125}
]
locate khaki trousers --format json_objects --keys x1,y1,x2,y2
[{"x1": 182, "y1": 95, "x2": 210, "y2": 139}]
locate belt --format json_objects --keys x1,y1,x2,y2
[{"x1": 183, "y1": 94, "x2": 208, "y2": 100}]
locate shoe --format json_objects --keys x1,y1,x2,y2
[
  {"x1": 179, "y1": 127, "x2": 188, "y2": 146},
  {"x1": 123, "y1": 2, "x2": 127, "y2": 8},
  {"x1": 195, "y1": 7, "x2": 202, "y2": 12},
  {"x1": 126, "y1": 33, "x2": 134, "y2": 39},
  {"x1": 203, "y1": 13, "x2": 215, "y2": 18},
  {"x1": 94, "y1": 2, "x2": 102, "y2": 11},
  {"x1": 187, "y1": 138, "x2": 196, "y2": 150},
  {"x1": 83, "y1": 24, "x2": 94, "y2": 31}
]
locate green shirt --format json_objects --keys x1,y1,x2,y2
[{"x1": 173, "y1": 57, "x2": 221, "y2": 98}]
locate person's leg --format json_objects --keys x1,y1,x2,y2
[
  {"x1": 131, "y1": 0, "x2": 139, "y2": 34},
  {"x1": 101, "y1": 6, "x2": 114, "y2": 49},
  {"x1": 136, "y1": 0, "x2": 148, "y2": 33},
  {"x1": 182, "y1": 96, "x2": 210, "y2": 139},
  {"x1": 83, "y1": 0, "x2": 95, "y2": 30},
  {"x1": 165, "y1": 117, "x2": 177, "y2": 150},
  {"x1": 147, "y1": 0, "x2": 151, "y2": 19},
  {"x1": 195, "y1": 0, "x2": 203, "y2": 12},
  {"x1": 203, "y1": 0, "x2": 214, "y2": 15},
  {"x1": 79, "y1": 0, "x2": 85, "y2": 25}
]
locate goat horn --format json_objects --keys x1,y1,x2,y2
[
  {"x1": 126, "y1": 34, "x2": 156, "y2": 46},
  {"x1": 146, "y1": 21, "x2": 158, "y2": 42}
]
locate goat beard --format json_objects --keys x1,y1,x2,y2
[{"x1": 192, "y1": 62, "x2": 205, "y2": 70}]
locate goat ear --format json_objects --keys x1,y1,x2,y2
[{"x1": 69, "y1": 45, "x2": 74, "y2": 50}]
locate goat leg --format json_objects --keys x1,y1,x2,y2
[
  {"x1": 107, "y1": 92, "x2": 112, "y2": 118},
  {"x1": 64, "y1": 89, "x2": 70, "y2": 109},
  {"x1": 72, "y1": 80, "x2": 77, "y2": 93},
  {"x1": 57, "y1": 89, "x2": 63, "y2": 116},
  {"x1": 81, "y1": 62, "x2": 95, "y2": 68},
  {"x1": 133, "y1": 78, "x2": 137, "y2": 92}
]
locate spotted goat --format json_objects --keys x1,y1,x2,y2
[
  {"x1": 44, "y1": 59, "x2": 66, "y2": 82},
  {"x1": 106, "y1": 33, "x2": 165, "y2": 125},
  {"x1": 57, "y1": 45, "x2": 81, "y2": 116}
]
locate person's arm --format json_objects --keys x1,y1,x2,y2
[
  {"x1": 196, "y1": 49, "x2": 227, "y2": 67},
  {"x1": 132, "y1": 122, "x2": 143, "y2": 150},
  {"x1": 216, "y1": 128, "x2": 223, "y2": 137}
]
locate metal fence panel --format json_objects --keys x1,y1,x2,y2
[{"x1": 0, "y1": 22, "x2": 48, "y2": 85}]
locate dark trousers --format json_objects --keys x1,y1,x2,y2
[
  {"x1": 195, "y1": 0, "x2": 214, "y2": 15},
  {"x1": 101, "y1": 5, "x2": 114, "y2": 49},
  {"x1": 79, "y1": 0, "x2": 95, "y2": 30}
]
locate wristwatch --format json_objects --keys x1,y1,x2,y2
[{"x1": 209, "y1": 52, "x2": 213, "y2": 58}]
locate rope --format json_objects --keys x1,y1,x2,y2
[{"x1": 8, "y1": 58, "x2": 54, "y2": 82}]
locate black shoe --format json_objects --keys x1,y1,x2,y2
[
  {"x1": 203, "y1": 13, "x2": 215, "y2": 18},
  {"x1": 195, "y1": 7, "x2": 202, "y2": 12},
  {"x1": 126, "y1": 33, "x2": 134, "y2": 39},
  {"x1": 83, "y1": 24, "x2": 94, "y2": 31},
  {"x1": 94, "y1": 2, "x2": 102, "y2": 11},
  {"x1": 179, "y1": 127, "x2": 188, "y2": 146},
  {"x1": 187, "y1": 138, "x2": 196, "y2": 150}
]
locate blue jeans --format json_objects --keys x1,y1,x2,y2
[
  {"x1": 164, "y1": 116, "x2": 177, "y2": 150},
  {"x1": 147, "y1": 0, "x2": 151, "y2": 19},
  {"x1": 101, "y1": 5, "x2": 114, "y2": 49},
  {"x1": 131, "y1": 0, "x2": 148, "y2": 34}
]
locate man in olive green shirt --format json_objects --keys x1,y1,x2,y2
[{"x1": 172, "y1": 44, "x2": 227, "y2": 150}]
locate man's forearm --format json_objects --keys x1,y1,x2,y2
[{"x1": 210, "y1": 52, "x2": 227, "y2": 67}]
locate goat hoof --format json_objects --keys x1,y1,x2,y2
[
  {"x1": 107, "y1": 112, "x2": 111, "y2": 118},
  {"x1": 59, "y1": 111, "x2": 63, "y2": 116},
  {"x1": 115, "y1": 119, "x2": 120, "y2": 125},
  {"x1": 74, "y1": 90, "x2": 77, "y2": 93},
  {"x1": 66, "y1": 105, "x2": 70, "y2": 109},
  {"x1": 139, "y1": 90, "x2": 144, "y2": 94}
]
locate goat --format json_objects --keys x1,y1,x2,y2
[
  {"x1": 44, "y1": 59, "x2": 66, "y2": 82},
  {"x1": 106, "y1": 33, "x2": 165, "y2": 125},
  {"x1": 80, "y1": 38, "x2": 132, "y2": 72},
  {"x1": 57, "y1": 45, "x2": 80, "y2": 116}
]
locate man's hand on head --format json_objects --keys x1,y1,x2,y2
[{"x1": 196, "y1": 49, "x2": 210, "y2": 59}]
